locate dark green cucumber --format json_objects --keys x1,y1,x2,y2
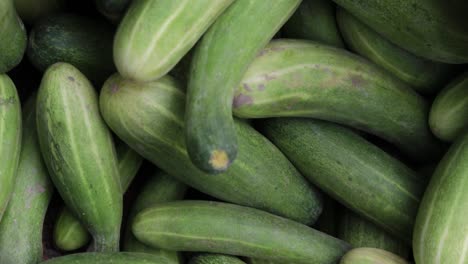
[
  {"x1": 0, "y1": 74, "x2": 22, "y2": 222},
  {"x1": 41, "y1": 252, "x2": 176, "y2": 264},
  {"x1": 413, "y1": 132, "x2": 468, "y2": 264},
  {"x1": 186, "y1": 0, "x2": 300, "y2": 173},
  {"x1": 95, "y1": 0, "x2": 131, "y2": 23},
  {"x1": 27, "y1": 14, "x2": 115, "y2": 84},
  {"x1": 429, "y1": 71, "x2": 468, "y2": 142},
  {"x1": 261, "y1": 118, "x2": 424, "y2": 243},
  {"x1": 189, "y1": 254, "x2": 246, "y2": 264},
  {"x1": 282, "y1": 0, "x2": 344, "y2": 47},
  {"x1": 336, "y1": 8, "x2": 455, "y2": 94},
  {"x1": 234, "y1": 39, "x2": 442, "y2": 163},
  {"x1": 332, "y1": 0, "x2": 468, "y2": 63},
  {"x1": 133, "y1": 201, "x2": 350, "y2": 264},
  {"x1": 36, "y1": 63, "x2": 122, "y2": 252},
  {"x1": 14, "y1": 0, "x2": 65, "y2": 24},
  {"x1": 0, "y1": 94, "x2": 53, "y2": 264},
  {"x1": 340, "y1": 248, "x2": 409, "y2": 264},
  {"x1": 100, "y1": 73, "x2": 322, "y2": 225},
  {"x1": 0, "y1": 0, "x2": 27, "y2": 73}
]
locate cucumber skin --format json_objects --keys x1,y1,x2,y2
[
  {"x1": 40, "y1": 252, "x2": 176, "y2": 264},
  {"x1": 100, "y1": 73, "x2": 323, "y2": 225},
  {"x1": 429, "y1": 71, "x2": 468, "y2": 142},
  {"x1": 0, "y1": 0, "x2": 27, "y2": 73},
  {"x1": 0, "y1": 74, "x2": 22, "y2": 222},
  {"x1": 0, "y1": 94, "x2": 52, "y2": 264},
  {"x1": 133, "y1": 201, "x2": 351, "y2": 264},
  {"x1": 186, "y1": 0, "x2": 300, "y2": 173},
  {"x1": 413, "y1": 133, "x2": 468, "y2": 264},
  {"x1": 234, "y1": 39, "x2": 442, "y2": 163},
  {"x1": 336, "y1": 8, "x2": 455, "y2": 94},
  {"x1": 14, "y1": 0, "x2": 65, "y2": 24},
  {"x1": 261, "y1": 118, "x2": 424, "y2": 243},
  {"x1": 36, "y1": 63, "x2": 122, "y2": 252},
  {"x1": 189, "y1": 254, "x2": 246, "y2": 264},
  {"x1": 340, "y1": 248, "x2": 409, "y2": 264}
]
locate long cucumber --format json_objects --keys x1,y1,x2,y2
[{"x1": 40, "y1": 252, "x2": 177, "y2": 264}]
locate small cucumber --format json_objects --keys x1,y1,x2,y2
[
  {"x1": 14, "y1": 0, "x2": 65, "y2": 24},
  {"x1": 0, "y1": 0, "x2": 27, "y2": 73},
  {"x1": 95, "y1": 0, "x2": 131, "y2": 23},
  {"x1": 40, "y1": 252, "x2": 176, "y2": 264},
  {"x1": 340, "y1": 248, "x2": 409, "y2": 264},
  {"x1": 189, "y1": 254, "x2": 246, "y2": 264},
  {"x1": 133, "y1": 201, "x2": 351, "y2": 264}
]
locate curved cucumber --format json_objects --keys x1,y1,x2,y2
[
  {"x1": 413, "y1": 132, "x2": 468, "y2": 264},
  {"x1": 100, "y1": 73, "x2": 323, "y2": 225},
  {"x1": 261, "y1": 118, "x2": 424, "y2": 243},
  {"x1": 114, "y1": 0, "x2": 233, "y2": 82},
  {"x1": 14, "y1": 0, "x2": 65, "y2": 24},
  {"x1": 340, "y1": 248, "x2": 409, "y2": 264},
  {"x1": 0, "y1": 0, "x2": 27, "y2": 73},
  {"x1": 186, "y1": 0, "x2": 300, "y2": 173},
  {"x1": 429, "y1": 71, "x2": 468, "y2": 142},
  {"x1": 133, "y1": 201, "x2": 350, "y2": 264},
  {"x1": 41, "y1": 252, "x2": 176, "y2": 264},
  {"x1": 234, "y1": 39, "x2": 442, "y2": 163},
  {"x1": 0, "y1": 94, "x2": 53, "y2": 264},
  {"x1": 95, "y1": 0, "x2": 131, "y2": 23},
  {"x1": 189, "y1": 254, "x2": 246, "y2": 264},
  {"x1": 36, "y1": 63, "x2": 122, "y2": 252}
]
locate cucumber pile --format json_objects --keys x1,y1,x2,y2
[{"x1": 0, "y1": 0, "x2": 467, "y2": 263}]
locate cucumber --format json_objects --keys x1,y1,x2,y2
[
  {"x1": 0, "y1": 0, "x2": 27, "y2": 73},
  {"x1": 36, "y1": 62, "x2": 122, "y2": 252},
  {"x1": 27, "y1": 14, "x2": 115, "y2": 84},
  {"x1": 234, "y1": 39, "x2": 442, "y2": 163},
  {"x1": 189, "y1": 254, "x2": 246, "y2": 264},
  {"x1": 340, "y1": 248, "x2": 409, "y2": 264},
  {"x1": 261, "y1": 118, "x2": 424, "y2": 243},
  {"x1": 133, "y1": 201, "x2": 351, "y2": 264},
  {"x1": 41, "y1": 252, "x2": 176, "y2": 264},
  {"x1": 429, "y1": 71, "x2": 468, "y2": 142},
  {"x1": 114, "y1": 0, "x2": 234, "y2": 82},
  {"x1": 14, "y1": 0, "x2": 65, "y2": 24},
  {"x1": 0, "y1": 74, "x2": 21, "y2": 222},
  {"x1": 332, "y1": 0, "x2": 468, "y2": 63},
  {"x1": 413, "y1": 132, "x2": 468, "y2": 264},
  {"x1": 336, "y1": 8, "x2": 455, "y2": 94},
  {"x1": 282, "y1": 0, "x2": 344, "y2": 47},
  {"x1": 95, "y1": 0, "x2": 131, "y2": 23},
  {"x1": 115, "y1": 137, "x2": 143, "y2": 192},
  {"x1": 313, "y1": 195, "x2": 340, "y2": 237},
  {"x1": 53, "y1": 207, "x2": 90, "y2": 251},
  {"x1": 0, "y1": 94, "x2": 52, "y2": 264},
  {"x1": 100, "y1": 73, "x2": 323, "y2": 225},
  {"x1": 186, "y1": 0, "x2": 300, "y2": 173}
]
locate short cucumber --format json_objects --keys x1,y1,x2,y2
[
  {"x1": 95, "y1": 0, "x2": 131, "y2": 23},
  {"x1": 40, "y1": 252, "x2": 176, "y2": 264},
  {"x1": 0, "y1": 0, "x2": 27, "y2": 73},
  {"x1": 14, "y1": 0, "x2": 65, "y2": 24},
  {"x1": 340, "y1": 248, "x2": 409, "y2": 264},
  {"x1": 189, "y1": 254, "x2": 246, "y2": 264},
  {"x1": 133, "y1": 201, "x2": 351, "y2": 264}
]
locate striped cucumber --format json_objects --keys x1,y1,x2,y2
[
  {"x1": 0, "y1": 74, "x2": 21, "y2": 222},
  {"x1": 234, "y1": 39, "x2": 442, "y2": 163},
  {"x1": 41, "y1": 252, "x2": 177, "y2": 264},
  {"x1": 340, "y1": 248, "x2": 409, "y2": 264},
  {"x1": 100, "y1": 73, "x2": 323, "y2": 225},
  {"x1": 14, "y1": 0, "x2": 65, "y2": 24},
  {"x1": 36, "y1": 62, "x2": 122, "y2": 252},
  {"x1": 189, "y1": 254, "x2": 246, "y2": 264},
  {"x1": 413, "y1": 132, "x2": 468, "y2": 264},
  {"x1": 0, "y1": 0, "x2": 27, "y2": 73},
  {"x1": 0, "y1": 94, "x2": 53, "y2": 264},
  {"x1": 186, "y1": 0, "x2": 300, "y2": 173},
  {"x1": 114, "y1": 0, "x2": 234, "y2": 82},
  {"x1": 133, "y1": 201, "x2": 351, "y2": 264},
  {"x1": 429, "y1": 71, "x2": 468, "y2": 142}
]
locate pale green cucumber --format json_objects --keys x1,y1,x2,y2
[
  {"x1": 14, "y1": 0, "x2": 65, "y2": 24},
  {"x1": 40, "y1": 252, "x2": 176, "y2": 264},
  {"x1": 99, "y1": 73, "x2": 323, "y2": 225},
  {"x1": 186, "y1": 0, "x2": 301, "y2": 173},
  {"x1": 0, "y1": 0, "x2": 27, "y2": 73},
  {"x1": 340, "y1": 248, "x2": 409, "y2": 264},
  {"x1": 189, "y1": 254, "x2": 246, "y2": 264},
  {"x1": 36, "y1": 62, "x2": 122, "y2": 252}
]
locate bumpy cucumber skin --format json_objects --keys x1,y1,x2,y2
[
  {"x1": 283, "y1": 0, "x2": 344, "y2": 47},
  {"x1": 0, "y1": 74, "x2": 22, "y2": 222},
  {"x1": 186, "y1": 0, "x2": 300, "y2": 173},
  {"x1": 100, "y1": 73, "x2": 322, "y2": 225},
  {"x1": 340, "y1": 248, "x2": 409, "y2": 264},
  {"x1": 429, "y1": 71, "x2": 468, "y2": 142},
  {"x1": 36, "y1": 63, "x2": 122, "y2": 252},
  {"x1": 189, "y1": 254, "x2": 246, "y2": 264},
  {"x1": 413, "y1": 133, "x2": 468, "y2": 264},
  {"x1": 133, "y1": 201, "x2": 350, "y2": 264},
  {"x1": 0, "y1": 0, "x2": 27, "y2": 73},
  {"x1": 14, "y1": 0, "x2": 65, "y2": 24},
  {"x1": 262, "y1": 118, "x2": 424, "y2": 243},
  {"x1": 114, "y1": 0, "x2": 233, "y2": 82},
  {"x1": 234, "y1": 39, "x2": 442, "y2": 163},
  {"x1": 53, "y1": 207, "x2": 90, "y2": 251},
  {"x1": 332, "y1": 0, "x2": 468, "y2": 63},
  {"x1": 0, "y1": 94, "x2": 52, "y2": 264},
  {"x1": 41, "y1": 252, "x2": 176, "y2": 264},
  {"x1": 336, "y1": 8, "x2": 455, "y2": 94}
]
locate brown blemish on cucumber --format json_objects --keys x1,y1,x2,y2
[
  {"x1": 209, "y1": 150, "x2": 229, "y2": 171},
  {"x1": 233, "y1": 93, "x2": 253, "y2": 108},
  {"x1": 258, "y1": 84, "x2": 266, "y2": 91},
  {"x1": 350, "y1": 74, "x2": 365, "y2": 88},
  {"x1": 110, "y1": 83, "x2": 119, "y2": 94},
  {"x1": 68, "y1": 76, "x2": 75, "y2": 82},
  {"x1": 243, "y1": 83, "x2": 252, "y2": 92}
]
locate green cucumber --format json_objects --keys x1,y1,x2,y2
[
  {"x1": 115, "y1": 137, "x2": 143, "y2": 192},
  {"x1": 282, "y1": 0, "x2": 344, "y2": 47},
  {"x1": 189, "y1": 254, "x2": 246, "y2": 264},
  {"x1": 41, "y1": 252, "x2": 176, "y2": 264},
  {"x1": 133, "y1": 201, "x2": 351, "y2": 264},
  {"x1": 186, "y1": 0, "x2": 300, "y2": 173},
  {"x1": 336, "y1": 8, "x2": 455, "y2": 94},
  {"x1": 53, "y1": 207, "x2": 90, "y2": 251},
  {"x1": 234, "y1": 39, "x2": 442, "y2": 163},
  {"x1": 27, "y1": 14, "x2": 115, "y2": 84},
  {"x1": 429, "y1": 71, "x2": 468, "y2": 142},
  {"x1": 36, "y1": 62, "x2": 122, "y2": 252},
  {"x1": 413, "y1": 132, "x2": 468, "y2": 264},
  {"x1": 340, "y1": 248, "x2": 409, "y2": 264},
  {"x1": 100, "y1": 73, "x2": 323, "y2": 225},
  {"x1": 14, "y1": 0, "x2": 65, "y2": 24},
  {"x1": 0, "y1": 74, "x2": 21, "y2": 222},
  {"x1": 114, "y1": 0, "x2": 234, "y2": 82},
  {"x1": 0, "y1": 94, "x2": 52, "y2": 264},
  {"x1": 261, "y1": 118, "x2": 424, "y2": 243},
  {"x1": 0, "y1": 0, "x2": 27, "y2": 73},
  {"x1": 95, "y1": 0, "x2": 131, "y2": 23},
  {"x1": 332, "y1": 0, "x2": 468, "y2": 63}
]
